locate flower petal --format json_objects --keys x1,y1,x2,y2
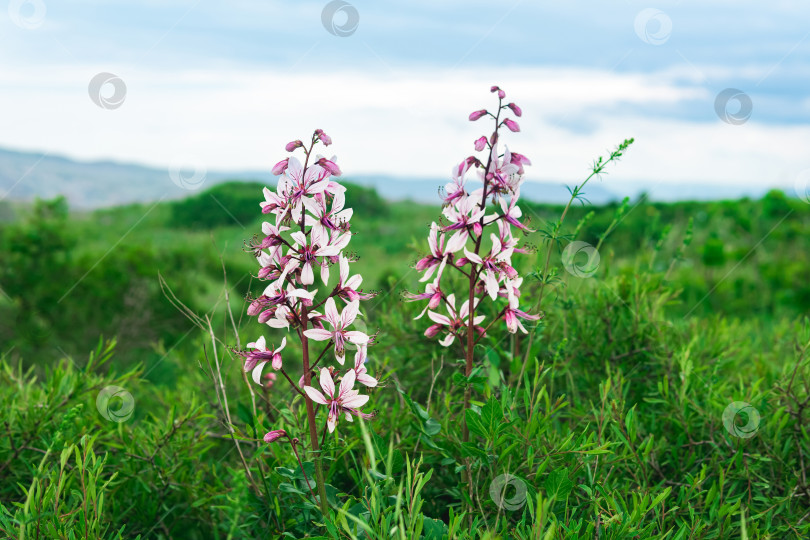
[
  {"x1": 357, "y1": 373, "x2": 378, "y2": 387},
  {"x1": 303, "y1": 328, "x2": 333, "y2": 341},
  {"x1": 342, "y1": 300, "x2": 360, "y2": 326},
  {"x1": 304, "y1": 385, "x2": 329, "y2": 405},
  {"x1": 301, "y1": 262, "x2": 314, "y2": 285},
  {"x1": 251, "y1": 361, "x2": 268, "y2": 385},
  {"x1": 324, "y1": 297, "x2": 340, "y2": 326},
  {"x1": 427, "y1": 311, "x2": 451, "y2": 325},
  {"x1": 319, "y1": 367, "x2": 335, "y2": 398},
  {"x1": 344, "y1": 331, "x2": 369, "y2": 344},
  {"x1": 339, "y1": 369, "x2": 356, "y2": 397},
  {"x1": 342, "y1": 392, "x2": 369, "y2": 408}
]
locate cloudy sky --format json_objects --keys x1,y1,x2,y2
[{"x1": 1, "y1": 0, "x2": 808, "y2": 193}]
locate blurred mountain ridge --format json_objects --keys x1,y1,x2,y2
[{"x1": 0, "y1": 146, "x2": 776, "y2": 209}]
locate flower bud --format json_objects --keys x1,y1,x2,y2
[
  {"x1": 468, "y1": 109, "x2": 488, "y2": 121},
  {"x1": 315, "y1": 129, "x2": 332, "y2": 146},
  {"x1": 285, "y1": 140, "x2": 303, "y2": 152},
  {"x1": 503, "y1": 119, "x2": 520, "y2": 132},
  {"x1": 510, "y1": 152, "x2": 532, "y2": 167},
  {"x1": 507, "y1": 103, "x2": 522, "y2": 117},
  {"x1": 474, "y1": 136, "x2": 487, "y2": 151},
  {"x1": 316, "y1": 157, "x2": 342, "y2": 176},
  {"x1": 247, "y1": 295, "x2": 269, "y2": 316},
  {"x1": 271, "y1": 158, "x2": 290, "y2": 176},
  {"x1": 425, "y1": 324, "x2": 443, "y2": 338},
  {"x1": 263, "y1": 429, "x2": 287, "y2": 443},
  {"x1": 510, "y1": 151, "x2": 532, "y2": 174}
]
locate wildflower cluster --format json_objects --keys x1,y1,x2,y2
[
  {"x1": 408, "y1": 86, "x2": 540, "y2": 349},
  {"x1": 237, "y1": 129, "x2": 379, "y2": 427}
]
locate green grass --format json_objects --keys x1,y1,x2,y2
[{"x1": 1, "y1": 183, "x2": 809, "y2": 538}]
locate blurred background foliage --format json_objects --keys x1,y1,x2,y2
[
  {"x1": 1, "y1": 182, "x2": 809, "y2": 538},
  {"x1": 2, "y1": 183, "x2": 807, "y2": 371}
]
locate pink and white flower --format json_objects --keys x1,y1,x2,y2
[
  {"x1": 462, "y1": 233, "x2": 518, "y2": 300},
  {"x1": 303, "y1": 368, "x2": 371, "y2": 433},
  {"x1": 409, "y1": 87, "x2": 538, "y2": 347},
  {"x1": 239, "y1": 336, "x2": 286, "y2": 385},
  {"x1": 303, "y1": 298, "x2": 368, "y2": 361},
  {"x1": 337, "y1": 254, "x2": 373, "y2": 301},
  {"x1": 425, "y1": 294, "x2": 485, "y2": 347},
  {"x1": 303, "y1": 190, "x2": 353, "y2": 240},
  {"x1": 290, "y1": 228, "x2": 348, "y2": 285},
  {"x1": 442, "y1": 195, "x2": 486, "y2": 246},
  {"x1": 352, "y1": 346, "x2": 378, "y2": 387},
  {"x1": 244, "y1": 130, "x2": 379, "y2": 440},
  {"x1": 277, "y1": 157, "x2": 331, "y2": 219},
  {"x1": 416, "y1": 223, "x2": 465, "y2": 283},
  {"x1": 503, "y1": 291, "x2": 541, "y2": 333},
  {"x1": 404, "y1": 281, "x2": 444, "y2": 321}
]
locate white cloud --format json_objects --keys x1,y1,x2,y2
[{"x1": 0, "y1": 64, "x2": 806, "y2": 191}]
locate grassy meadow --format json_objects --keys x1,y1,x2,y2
[{"x1": 1, "y1": 180, "x2": 809, "y2": 538}]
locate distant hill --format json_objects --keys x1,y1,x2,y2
[
  {"x1": 0, "y1": 146, "x2": 776, "y2": 209},
  {"x1": 0, "y1": 147, "x2": 271, "y2": 209}
]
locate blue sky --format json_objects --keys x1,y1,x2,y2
[{"x1": 1, "y1": 0, "x2": 809, "y2": 192}]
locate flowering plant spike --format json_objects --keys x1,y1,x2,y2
[
  {"x1": 407, "y1": 85, "x2": 540, "y2": 438},
  {"x1": 236, "y1": 129, "x2": 377, "y2": 513}
]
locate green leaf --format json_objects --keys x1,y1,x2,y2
[
  {"x1": 481, "y1": 395, "x2": 504, "y2": 437},
  {"x1": 465, "y1": 409, "x2": 487, "y2": 439},
  {"x1": 544, "y1": 468, "x2": 573, "y2": 502},
  {"x1": 424, "y1": 417, "x2": 441, "y2": 436},
  {"x1": 422, "y1": 516, "x2": 447, "y2": 540},
  {"x1": 459, "y1": 442, "x2": 488, "y2": 460}
]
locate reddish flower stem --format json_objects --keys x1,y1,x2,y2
[
  {"x1": 461, "y1": 96, "x2": 502, "y2": 517},
  {"x1": 463, "y1": 96, "x2": 502, "y2": 442},
  {"x1": 298, "y1": 138, "x2": 330, "y2": 515}
]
